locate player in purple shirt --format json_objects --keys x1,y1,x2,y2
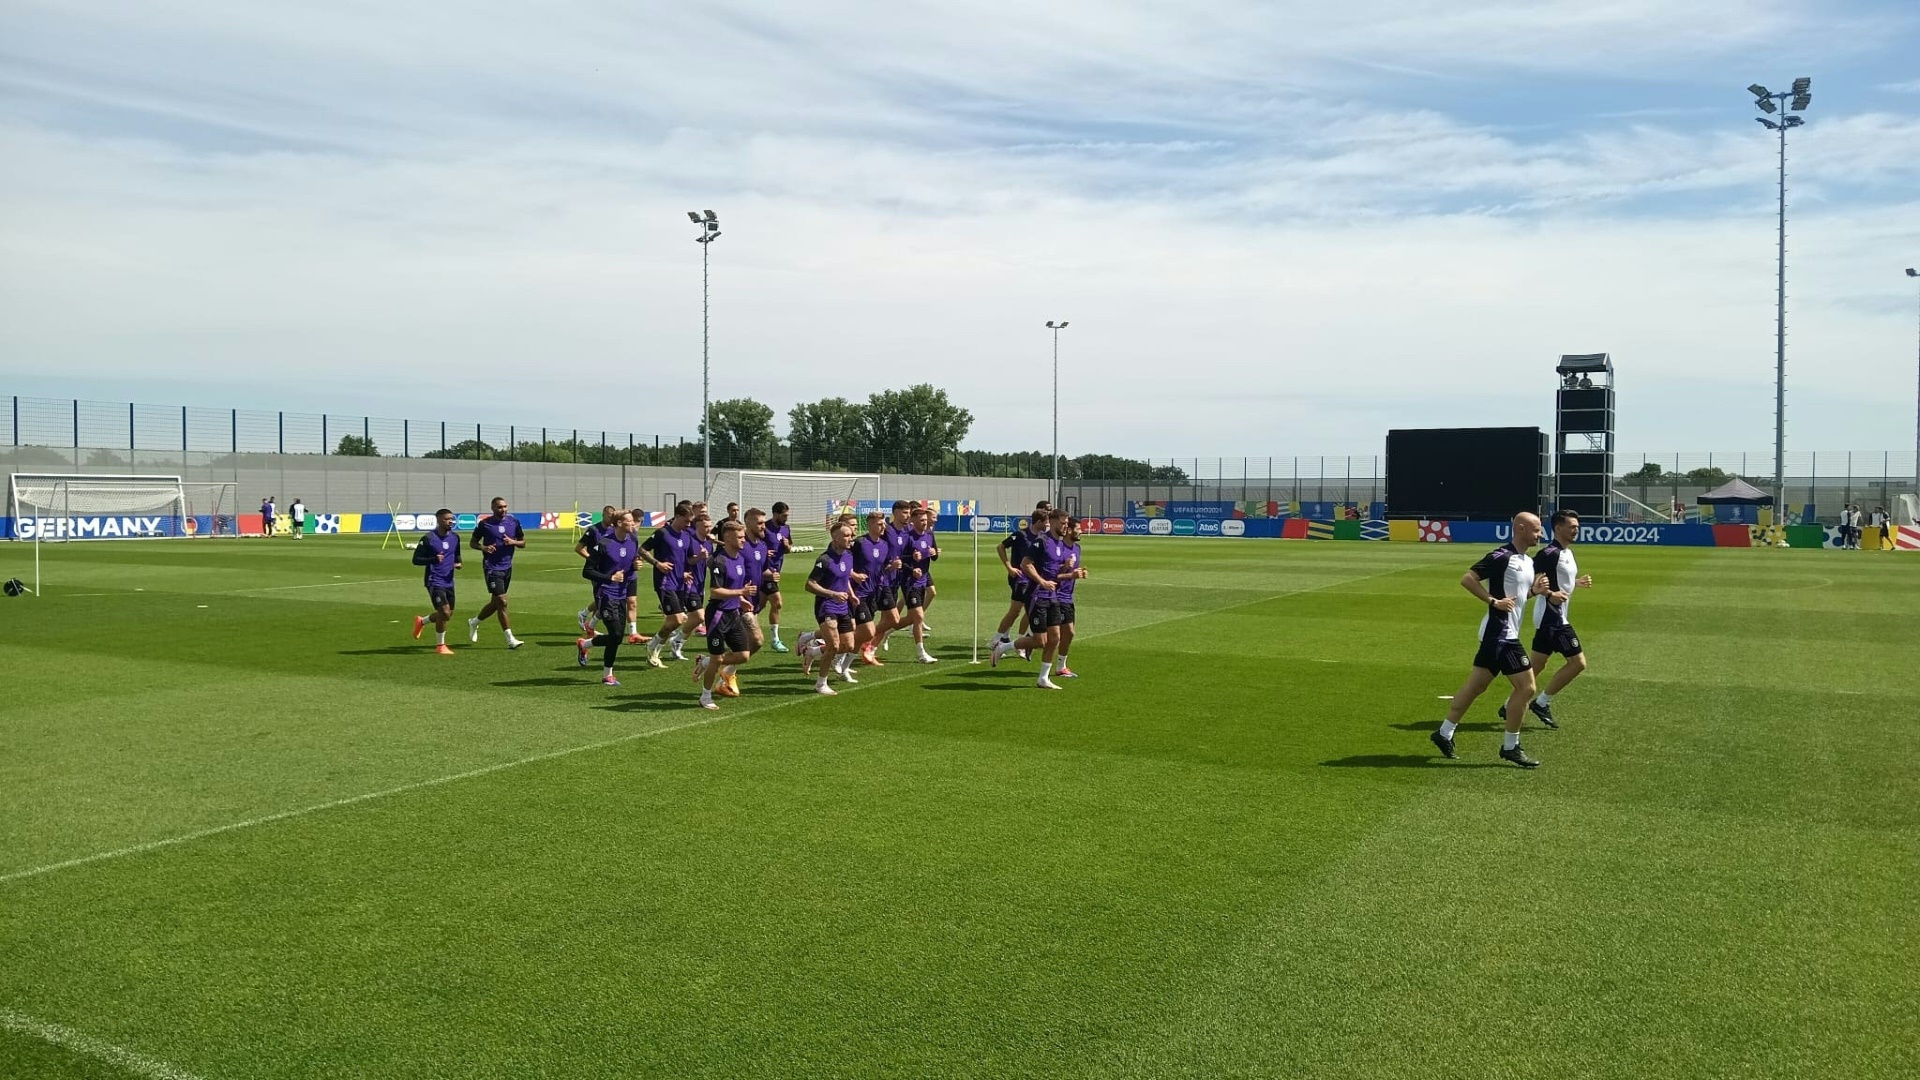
[
  {"x1": 409, "y1": 508, "x2": 462, "y2": 655},
  {"x1": 869, "y1": 501, "x2": 913, "y2": 654},
  {"x1": 992, "y1": 509, "x2": 1072, "y2": 688},
  {"x1": 896, "y1": 504, "x2": 940, "y2": 664},
  {"x1": 993, "y1": 501, "x2": 1052, "y2": 648},
  {"x1": 763, "y1": 502, "x2": 796, "y2": 652},
  {"x1": 741, "y1": 509, "x2": 773, "y2": 657},
  {"x1": 1053, "y1": 517, "x2": 1088, "y2": 678},
  {"x1": 641, "y1": 501, "x2": 697, "y2": 667},
  {"x1": 797, "y1": 521, "x2": 857, "y2": 695},
  {"x1": 574, "y1": 510, "x2": 639, "y2": 686},
  {"x1": 574, "y1": 504, "x2": 618, "y2": 634},
  {"x1": 467, "y1": 496, "x2": 527, "y2": 650},
  {"x1": 692, "y1": 519, "x2": 760, "y2": 710},
  {"x1": 681, "y1": 512, "x2": 715, "y2": 645},
  {"x1": 842, "y1": 510, "x2": 893, "y2": 675}
]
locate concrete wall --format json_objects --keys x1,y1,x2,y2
[{"x1": 0, "y1": 447, "x2": 1051, "y2": 517}]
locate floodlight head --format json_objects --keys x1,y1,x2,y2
[
  {"x1": 1046, "y1": 321, "x2": 1058, "y2": 328},
  {"x1": 1058, "y1": 321, "x2": 1069, "y2": 328},
  {"x1": 1791, "y1": 77, "x2": 1810, "y2": 93},
  {"x1": 703, "y1": 210, "x2": 718, "y2": 222},
  {"x1": 1907, "y1": 268, "x2": 1918, "y2": 278},
  {"x1": 687, "y1": 211, "x2": 702, "y2": 223},
  {"x1": 1791, "y1": 94, "x2": 1810, "y2": 111},
  {"x1": 1756, "y1": 117, "x2": 1778, "y2": 129},
  {"x1": 1748, "y1": 83, "x2": 1770, "y2": 98},
  {"x1": 1784, "y1": 115, "x2": 1804, "y2": 128},
  {"x1": 1756, "y1": 97, "x2": 1777, "y2": 113}
]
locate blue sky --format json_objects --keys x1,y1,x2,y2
[{"x1": 2, "y1": 0, "x2": 1917, "y2": 459}]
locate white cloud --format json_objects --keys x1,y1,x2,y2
[{"x1": 1, "y1": 0, "x2": 1917, "y2": 456}]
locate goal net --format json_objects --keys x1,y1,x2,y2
[{"x1": 706, "y1": 470, "x2": 880, "y2": 549}]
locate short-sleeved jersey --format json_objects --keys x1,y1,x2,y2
[
  {"x1": 904, "y1": 527, "x2": 938, "y2": 584},
  {"x1": 1530, "y1": 542, "x2": 1578, "y2": 629},
  {"x1": 642, "y1": 523, "x2": 693, "y2": 592},
  {"x1": 685, "y1": 536, "x2": 714, "y2": 596},
  {"x1": 765, "y1": 521, "x2": 793, "y2": 571},
  {"x1": 709, "y1": 549, "x2": 750, "y2": 612},
  {"x1": 471, "y1": 514, "x2": 524, "y2": 571},
  {"x1": 1025, "y1": 532, "x2": 1070, "y2": 601},
  {"x1": 809, "y1": 546, "x2": 855, "y2": 597},
  {"x1": 417, "y1": 528, "x2": 461, "y2": 588},
  {"x1": 1056, "y1": 541, "x2": 1083, "y2": 602},
  {"x1": 589, "y1": 532, "x2": 639, "y2": 602},
  {"x1": 853, "y1": 533, "x2": 891, "y2": 598},
  {"x1": 291, "y1": 502, "x2": 306, "y2": 520},
  {"x1": 999, "y1": 529, "x2": 1030, "y2": 576},
  {"x1": 884, "y1": 521, "x2": 912, "y2": 584},
  {"x1": 1469, "y1": 543, "x2": 1535, "y2": 643},
  {"x1": 742, "y1": 535, "x2": 770, "y2": 592}
]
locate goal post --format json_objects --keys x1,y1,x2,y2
[
  {"x1": 6, "y1": 474, "x2": 237, "y2": 595},
  {"x1": 706, "y1": 470, "x2": 880, "y2": 549}
]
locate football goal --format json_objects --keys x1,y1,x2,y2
[
  {"x1": 6, "y1": 474, "x2": 238, "y2": 594},
  {"x1": 705, "y1": 470, "x2": 880, "y2": 549}
]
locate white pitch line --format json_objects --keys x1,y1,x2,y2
[
  {"x1": 3, "y1": 561, "x2": 1423, "y2": 887},
  {"x1": 0, "y1": 1008, "x2": 207, "y2": 1080}
]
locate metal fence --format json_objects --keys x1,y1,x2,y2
[{"x1": 4, "y1": 395, "x2": 1914, "y2": 523}]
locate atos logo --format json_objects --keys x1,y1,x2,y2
[
  {"x1": 1102, "y1": 518, "x2": 1126, "y2": 534},
  {"x1": 1171, "y1": 519, "x2": 1198, "y2": 536},
  {"x1": 1196, "y1": 520, "x2": 1222, "y2": 536},
  {"x1": 1125, "y1": 518, "x2": 1152, "y2": 535},
  {"x1": 1221, "y1": 519, "x2": 1247, "y2": 537},
  {"x1": 1147, "y1": 518, "x2": 1173, "y2": 535}
]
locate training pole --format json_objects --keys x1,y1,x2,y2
[{"x1": 970, "y1": 514, "x2": 981, "y2": 664}]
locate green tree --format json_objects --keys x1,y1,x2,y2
[
  {"x1": 1621, "y1": 462, "x2": 1665, "y2": 483},
  {"x1": 1685, "y1": 466, "x2": 1731, "y2": 487},
  {"x1": 334, "y1": 434, "x2": 379, "y2": 457},
  {"x1": 787, "y1": 398, "x2": 867, "y2": 464},
  {"x1": 700, "y1": 398, "x2": 778, "y2": 469},
  {"x1": 862, "y1": 384, "x2": 973, "y2": 474},
  {"x1": 422, "y1": 439, "x2": 496, "y2": 461}
]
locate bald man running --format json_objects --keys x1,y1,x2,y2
[{"x1": 1430, "y1": 511, "x2": 1552, "y2": 768}]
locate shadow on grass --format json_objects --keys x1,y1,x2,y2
[
  {"x1": 338, "y1": 646, "x2": 439, "y2": 657},
  {"x1": 1389, "y1": 720, "x2": 1507, "y2": 733},
  {"x1": 597, "y1": 685, "x2": 816, "y2": 710},
  {"x1": 1321, "y1": 754, "x2": 1506, "y2": 769}
]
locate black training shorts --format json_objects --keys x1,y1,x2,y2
[
  {"x1": 657, "y1": 589, "x2": 689, "y2": 616},
  {"x1": 852, "y1": 596, "x2": 876, "y2": 625},
  {"x1": 707, "y1": 610, "x2": 753, "y2": 655},
  {"x1": 427, "y1": 586, "x2": 456, "y2": 611},
  {"x1": 1055, "y1": 601, "x2": 1076, "y2": 626},
  {"x1": 485, "y1": 569, "x2": 512, "y2": 596},
  {"x1": 1009, "y1": 575, "x2": 1032, "y2": 604},
  {"x1": 1026, "y1": 598, "x2": 1059, "y2": 631},
  {"x1": 1531, "y1": 623, "x2": 1582, "y2": 658},
  {"x1": 1473, "y1": 638, "x2": 1532, "y2": 676},
  {"x1": 595, "y1": 595, "x2": 627, "y2": 630},
  {"x1": 873, "y1": 585, "x2": 898, "y2": 611},
  {"x1": 904, "y1": 585, "x2": 928, "y2": 610}
]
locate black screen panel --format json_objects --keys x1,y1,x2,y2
[{"x1": 1387, "y1": 428, "x2": 1544, "y2": 521}]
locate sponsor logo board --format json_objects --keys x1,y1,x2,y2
[
  {"x1": 1172, "y1": 519, "x2": 1198, "y2": 536},
  {"x1": 1196, "y1": 520, "x2": 1222, "y2": 536},
  {"x1": 1102, "y1": 518, "x2": 1126, "y2": 534},
  {"x1": 1147, "y1": 518, "x2": 1173, "y2": 535},
  {"x1": 1221, "y1": 519, "x2": 1246, "y2": 537}
]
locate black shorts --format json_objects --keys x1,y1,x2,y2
[
  {"x1": 904, "y1": 585, "x2": 928, "y2": 610},
  {"x1": 1473, "y1": 639, "x2": 1532, "y2": 676},
  {"x1": 1531, "y1": 623, "x2": 1582, "y2": 658},
  {"x1": 1009, "y1": 576, "x2": 1032, "y2": 604},
  {"x1": 707, "y1": 610, "x2": 753, "y2": 655},
  {"x1": 427, "y1": 586, "x2": 456, "y2": 611},
  {"x1": 852, "y1": 596, "x2": 876, "y2": 625},
  {"x1": 595, "y1": 595, "x2": 627, "y2": 629},
  {"x1": 485, "y1": 569, "x2": 512, "y2": 596},
  {"x1": 872, "y1": 584, "x2": 898, "y2": 611},
  {"x1": 657, "y1": 589, "x2": 689, "y2": 616},
  {"x1": 1026, "y1": 598, "x2": 1061, "y2": 631},
  {"x1": 761, "y1": 575, "x2": 782, "y2": 597},
  {"x1": 683, "y1": 592, "x2": 704, "y2": 612},
  {"x1": 1055, "y1": 601, "x2": 1076, "y2": 626},
  {"x1": 813, "y1": 599, "x2": 854, "y2": 634}
]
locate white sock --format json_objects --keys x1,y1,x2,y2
[
  {"x1": 1439, "y1": 719, "x2": 1458, "y2": 738},
  {"x1": 1058, "y1": 652, "x2": 1069, "y2": 664},
  {"x1": 604, "y1": 665, "x2": 615, "y2": 679},
  {"x1": 700, "y1": 689, "x2": 713, "y2": 705},
  {"x1": 721, "y1": 664, "x2": 735, "y2": 679},
  {"x1": 770, "y1": 623, "x2": 781, "y2": 641},
  {"x1": 435, "y1": 631, "x2": 446, "y2": 645},
  {"x1": 1040, "y1": 661, "x2": 1053, "y2": 679},
  {"x1": 505, "y1": 630, "x2": 520, "y2": 643},
  {"x1": 627, "y1": 621, "x2": 638, "y2": 635},
  {"x1": 1536, "y1": 692, "x2": 1553, "y2": 706},
  {"x1": 671, "y1": 629, "x2": 684, "y2": 645},
  {"x1": 1503, "y1": 731, "x2": 1520, "y2": 750}
]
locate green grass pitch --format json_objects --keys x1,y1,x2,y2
[{"x1": 1, "y1": 533, "x2": 1915, "y2": 1079}]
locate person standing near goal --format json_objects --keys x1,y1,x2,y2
[
  {"x1": 467, "y1": 496, "x2": 527, "y2": 650},
  {"x1": 763, "y1": 502, "x2": 795, "y2": 653},
  {"x1": 575, "y1": 510, "x2": 639, "y2": 687},
  {"x1": 410, "y1": 509, "x2": 462, "y2": 655},
  {"x1": 1429, "y1": 511, "x2": 1551, "y2": 768},
  {"x1": 261, "y1": 495, "x2": 276, "y2": 538},
  {"x1": 1523, "y1": 509, "x2": 1594, "y2": 728},
  {"x1": 290, "y1": 497, "x2": 306, "y2": 540}
]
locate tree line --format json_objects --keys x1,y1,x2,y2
[{"x1": 331, "y1": 382, "x2": 1191, "y2": 482}]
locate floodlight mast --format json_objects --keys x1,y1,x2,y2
[
  {"x1": 1046, "y1": 321, "x2": 1070, "y2": 504},
  {"x1": 1747, "y1": 78, "x2": 1811, "y2": 512},
  {"x1": 1909, "y1": 268, "x2": 1919, "y2": 493},
  {"x1": 690, "y1": 210, "x2": 723, "y2": 497}
]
